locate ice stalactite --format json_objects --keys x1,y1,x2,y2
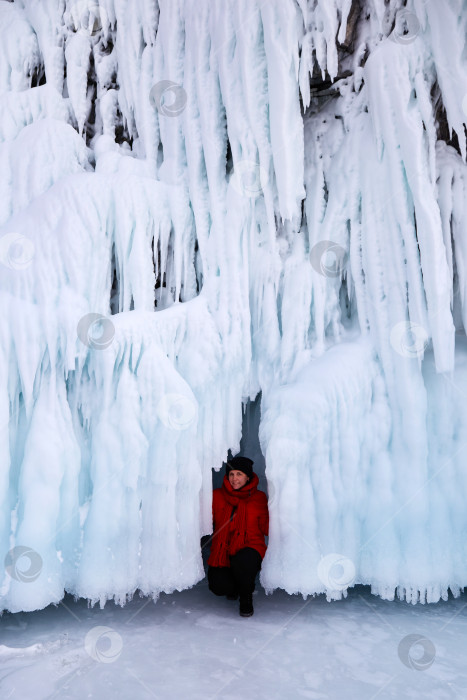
[
  {"x1": 1, "y1": 0, "x2": 467, "y2": 611},
  {"x1": 260, "y1": 0, "x2": 467, "y2": 603}
]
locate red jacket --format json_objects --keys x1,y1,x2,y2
[{"x1": 208, "y1": 473, "x2": 269, "y2": 567}]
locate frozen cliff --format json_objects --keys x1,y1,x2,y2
[{"x1": 1, "y1": 0, "x2": 467, "y2": 612}]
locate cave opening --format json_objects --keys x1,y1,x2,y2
[
  {"x1": 203, "y1": 392, "x2": 268, "y2": 564},
  {"x1": 211, "y1": 392, "x2": 267, "y2": 494}
]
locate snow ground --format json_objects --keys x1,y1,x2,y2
[{"x1": 1, "y1": 581, "x2": 466, "y2": 700}]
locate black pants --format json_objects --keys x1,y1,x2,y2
[{"x1": 208, "y1": 547, "x2": 262, "y2": 597}]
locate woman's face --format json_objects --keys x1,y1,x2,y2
[{"x1": 228, "y1": 470, "x2": 249, "y2": 490}]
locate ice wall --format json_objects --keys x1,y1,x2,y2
[
  {"x1": 1, "y1": 0, "x2": 467, "y2": 611},
  {"x1": 261, "y1": 337, "x2": 467, "y2": 604}
]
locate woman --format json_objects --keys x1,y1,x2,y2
[{"x1": 208, "y1": 456, "x2": 269, "y2": 617}]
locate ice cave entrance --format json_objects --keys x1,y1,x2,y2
[{"x1": 212, "y1": 393, "x2": 266, "y2": 492}]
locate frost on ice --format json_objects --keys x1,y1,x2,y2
[{"x1": 0, "y1": 0, "x2": 467, "y2": 612}]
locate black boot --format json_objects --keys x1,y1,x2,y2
[{"x1": 239, "y1": 593, "x2": 254, "y2": 617}]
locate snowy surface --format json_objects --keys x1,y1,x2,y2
[
  {"x1": 1, "y1": 0, "x2": 467, "y2": 612},
  {"x1": 1, "y1": 582, "x2": 467, "y2": 700}
]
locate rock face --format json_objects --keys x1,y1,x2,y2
[{"x1": 0, "y1": 0, "x2": 466, "y2": 612}]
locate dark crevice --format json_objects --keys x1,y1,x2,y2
[
  {"x1": 339, "y1": 277, "x2": 352, "y2": 321},
  {"x1": 30, "y1": 64, "x2": 46, "y2": 88},
  {"x1": 156, "y1": 141, "x2": 164, "y2": 169},
  {"x1": 432, "y1": 81, "x2": 463, "y2": 156},
  {"x1": 152, "y1": 227, "x2": 203, "y2": 310},
  {"x1": 99, "y1": 38, "x2": 114, "y2": 56},
  {"x1": 114, "y1": 101, "x2": 133, "y2": 148},
  {"x1": 194, "y1": 239, "x2": 201, "y2": 295},
  {"x1": 110, "y1": 244, "x2": 120, "y2": 315},
  {"x1": 338, "y1": 0, "x2": 362, "y2": 53},
  {"x1": 225, "y1": 139, "x2": 233, "y2": 178},
  {"x1": 81, "y1": 52, "x2": 98, "y2": 146},
  {"x1": 153, "y1": 237, "x2": 164, "y2": 309},
  {"x1": 212, "y1": 393, "x2": 266, "y2": 492}
]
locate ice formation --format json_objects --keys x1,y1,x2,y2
[{"x1": 1, "y1": 0, "x2": 467, "y2": 612}]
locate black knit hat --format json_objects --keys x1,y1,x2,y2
[{"x1": 226, "y1": 456, "x2": 254, "y2": 480}]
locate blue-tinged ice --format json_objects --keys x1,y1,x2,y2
[{"x1": 1, "y1": 0, "x2": 467, "y2": 612}]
